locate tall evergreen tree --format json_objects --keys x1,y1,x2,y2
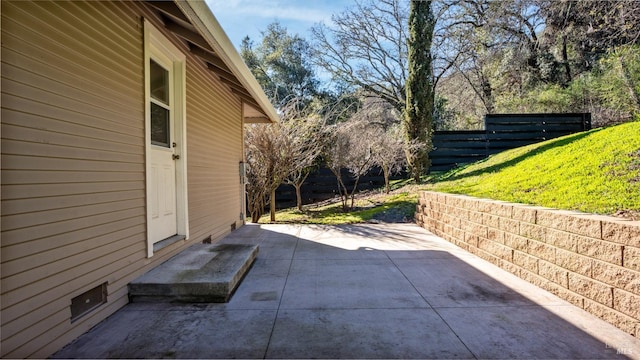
[
  {"x1": 404, "y1": 0, "x2": 435, "y2": 181},
  {"x1": 240, "y1": 22, "x2": 318, "y2": 112}
]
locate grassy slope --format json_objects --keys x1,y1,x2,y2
[{"x1": 428, "y1": 121, "x2": 640, "y2": 215}]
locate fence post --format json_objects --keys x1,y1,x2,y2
[
  {"x1": 583, "y1": 113, "x2": 592, "y2": 131},
  {"x1": 484, "y1": 114, "x2": 490, "y2": 158}
]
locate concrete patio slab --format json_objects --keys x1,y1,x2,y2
[
  {"x1": 223, "y1": 258, "x2": 291, "y2": 310},
  {"x1": 437, "y1": 305, "x2": 628, "y2": 359},
  {"x1": 53, "y1": 223, "x2": 640, "y2": 359},
  {"x1": 266, "y1": 308, "x2": 474, "y2": 359},
  {"x1": 54, "y1": 304, "x2": 277, "y2": 359},
  {"x1": 392, "y1": 257, "x2": 567, "y2": 308},
  {"x1": 280, "y1": 258, "x2": 430, "y2": 309}
]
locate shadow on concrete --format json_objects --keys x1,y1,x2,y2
[{"x1": 52, "y1": 224, "x2": 638, "y2": 359}]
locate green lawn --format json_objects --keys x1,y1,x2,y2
[
  {"x1": 427, "y1": 121, "x2": 640, "y2": 215},
  {"x1": 258, "y1": 191, "x2": 418, "y2": 224}
]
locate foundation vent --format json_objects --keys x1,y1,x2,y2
[{"x1": 71, "y1": 282, "x2": 107, "y2": 322}]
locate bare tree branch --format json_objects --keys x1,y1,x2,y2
[{"x1": 311, "y1": 0, "x2": 409, "y2": 113}]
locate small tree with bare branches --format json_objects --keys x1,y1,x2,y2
[
  {"x1": 245, "y1": 98, "x2": 330, "y2": 222},
  {"x1": 282, "y1": 114, "x2": 327, "y2": 211},
  {"x1": 245, "y1": 122, "x2": 292, "y2": 223},
  {"x1": 371, "y1": 124, "x2": 409, "y2": 194},
  {"x1": 324, "y1": 115, "x2": 379, "y2": 211},
  {"x1": 348, "y1": 97, "x2": 408, "y2": 194}
]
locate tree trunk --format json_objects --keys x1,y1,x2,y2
[
  {"x1": 250, "y1": 196, "x2": 264, "y2": 223},
  {"x1": 562, "y1": 35, "x2": 572, "y2": 85},
  {"x1": 295, "y1": 184, "x2": 303, "y2": 211},
  {"x1": 349, "y1": 176, "x2": 361, "y2": 210},
  {"x1": 338, "y1": 177, "x2": 349, "y2": 211},
  {"x1": 252, "y1": 210, "x2": 261, "y2": 223},
  {"x1": 330, "y1": 168, "x2": 349, "y2": 211},
  {"x1": 270, "y1": 188, "x2": 276, "y2": 223},
  {"x1": 383, "y1": 164, "x2": 390, "y2": 194},
  {"x1": 480, "y1": 74, "x2": 494, "y2": 114}
]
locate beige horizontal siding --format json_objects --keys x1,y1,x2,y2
[
  {"x1": 2, "y1": 2, "x2": 140, "y2": 87},
  {"x1": 185, "y1": 58, "x2": 244, "y2": 242},
  {"x1": 2, "y1": 222, "x2": 146, "y2": 278},
  {"x1": 1, "y1": 123, "x2": 143, "y2": 158},
  {"x1": 1, "y1": 0, "x2": 248, "y2": 357},
  {"x1": 1, "y1": 91, "x2": 143, "y2": 144},
  {"x1": 1, "y1": 181, "x2": 144, "y2": 200},
  {"x1": 0, "y1": 1, "x2": 147, "y2": 358},
  {"x1": 3, "y1": 247, "x2": 145, "y2": 357},
  {"x1": 1, "y1": 56, "x2": 142, "y2": 120},
  {"x1": 2, "y1": 239, "x2": 145, "y2": 321}
]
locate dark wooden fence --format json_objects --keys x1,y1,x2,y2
[
  {"x1": 274, "y1": 113, "x2": 591, "y2": 208},
  {"x1": 430, "y1": 113, "x2": 591, "y2": 171},
  {"x1": 274, "y1": 167, "x2": 404, "y2": 209}
]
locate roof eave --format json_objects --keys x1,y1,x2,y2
[{"x1": 173, "y1": 0, "x2": 279, "y2": 124}]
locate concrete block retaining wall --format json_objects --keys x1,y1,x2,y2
[{"x1": 415, "y1": 191, "x2": 640, "y2": 337}]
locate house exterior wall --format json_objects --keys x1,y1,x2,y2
[
  {"x1": 186, "y1": 48, "x2": 244, "y2": 242},
  {"x1": 1, "y1": 1, "x2": 245, "y2": 358}
]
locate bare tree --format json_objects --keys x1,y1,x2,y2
[
  {"x1": 349, "y1": 97, "x2": 407, "y2": 194},
  {"x1": 371, "y1": 124, "x2": 409, "y2": 194},
  {"x1": 244, "y1": 152, "x2": 268, "y2": 223},
  {"x1": 246, "y1": 98, "x2": 331, "y2": 221},
  {"x1": 312, "y1": 0, "x2": 461, "y2": 113},
  {"x1": 245, "y1": 123, "x2": 291, "y2": 222},
  {"x1": 434, "y1": 0, "x2": 550, "y2": 115},
  {"x1": 324, "y1": 118, "x2": 377, "y2": 211},
  {"x1": 310, "y1": 0, "x2": 409, "y2": 113},
  {"x1": 282, "y1": 113, "x2": 327, "y2": 211}
]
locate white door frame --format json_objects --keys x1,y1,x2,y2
[{"x1": 144, "y1": 20, "x2": 189, "y2": 258}]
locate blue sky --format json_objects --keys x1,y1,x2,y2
[{"x1": 206, "y1": 0, "x2": 353, "y2": 49}]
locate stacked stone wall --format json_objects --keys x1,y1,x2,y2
[{"x1": 415, "y1": 191, "x2": 640, "y2": 337}]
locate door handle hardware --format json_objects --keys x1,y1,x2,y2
[{"x1": 172, "y1": 154, "x2": 180, "y2": 160}]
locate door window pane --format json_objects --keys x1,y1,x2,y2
[
  {"x1": 151, "y1": 102, "x2": 170, "y2": 147},
  {"x1": 150, "y1": 60, "x2": 169, "y2": 104}
]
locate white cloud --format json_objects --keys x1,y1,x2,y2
[
  {"x1": 206, "y1": 0, "x2": 332, "y2": 24},
  {"x1": 207, "y1": 0, "x2": 242, "y2": 10}
]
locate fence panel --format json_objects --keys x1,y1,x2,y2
[
  {"x1": 431, "y1": 130, "x2": 486, "y2": 171},
  {"x1": 274, "y1": 167, "x2": 397, "y2": 209},
  {"x1": 431, "y1": 113, "x2": 591, "y2": 171}
]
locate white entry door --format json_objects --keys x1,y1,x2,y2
[
  {"x1": 148, "y1": 57, "x2": 177, "y2": 242},
  {"x1": 145, "y1": 21, "x2": 188, "y2": 258}
]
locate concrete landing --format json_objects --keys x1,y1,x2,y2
[{"x1": 129, "y1": 243, "x2": 258, "y2": 303}]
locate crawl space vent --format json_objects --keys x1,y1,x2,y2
[{"x1": 71, "y1": 282, "x2": 107, "y2": 322}]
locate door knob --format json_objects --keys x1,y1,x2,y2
[{"x1": 172, "y1": 154, "x2": 180, "y2": 160}]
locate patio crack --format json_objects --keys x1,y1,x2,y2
[
  {"x1": 385, "y1": 252, "x2": 479, "y2": 359},
  {"x1": 262, "y1": 225, "x2": 301, "y2": 359}
]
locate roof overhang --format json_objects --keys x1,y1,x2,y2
[{"x1": 145, "y1": 1, "x2": 278, "y2": 124}]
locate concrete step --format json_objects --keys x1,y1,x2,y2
[{"x1": 129, "y1": 243, "x2": 258, "y2": 303}]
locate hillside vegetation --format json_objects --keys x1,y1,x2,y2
[
  {"x1": 243, "y1": 2, "x2": 640, "y2": 222},
  {"x1": 260, "y1": 122, "x2": 640, "y2": 224},
  {"x1": 428, "y1": 121, "x2": 640, "y2": 216}
]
